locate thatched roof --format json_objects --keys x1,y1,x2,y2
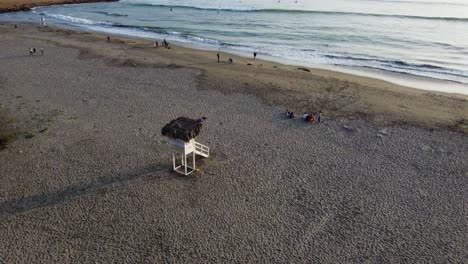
[{"x1": 161, "y1": 117, "x2": 203, "y2": 142}]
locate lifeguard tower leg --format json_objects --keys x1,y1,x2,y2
[{"x1": 192, "y1": 152, "x2": 196, "y2": 171}]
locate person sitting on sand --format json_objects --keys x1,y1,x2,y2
[
  {"x1": 40, "y1": 48, "x2": 44, "y2": 55},
  {"x1": 307, "y1": 114, "x2": 315, "y2": 122},
  {"x1": 302, "y1": 112, "x2": 309, "y2": 121},
  {"x1": 288, "y1": 112, "x2": 294, "y2": 119},
  {"x1": 228, "y1": 58, "x2": 233, "y2": 64}
]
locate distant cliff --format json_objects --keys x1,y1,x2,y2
[{"x1": 0, "y1": 0, "x2": 118, "y2": 13}]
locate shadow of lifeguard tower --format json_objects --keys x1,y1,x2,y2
[{"x1": 161, "y1": 117, "x2": 210, "y2": 175}]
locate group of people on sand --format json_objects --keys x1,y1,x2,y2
[
  {"x1": 29, "y1": 48, "x2": 44, "y2": 56},
  {"x1": 154, "y1": 39, "x2": 171, "y2": 49},
  {"x1": 285, "y1": 110, "x2": 321, "y2": 123},
  {"x1": 216, "y1": 53, "x2": 234, "y2": 64},
  {"x1": 216, "y1": 51, "x2": 258, "y2": 64}
]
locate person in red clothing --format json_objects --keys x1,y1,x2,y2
[{"x1": 306, "y1": 114, "x2": 315, "y2": 122}]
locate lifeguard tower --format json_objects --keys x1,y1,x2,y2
[{"x1": 161, "y1": 117, "x2": 210, "y2": 175}]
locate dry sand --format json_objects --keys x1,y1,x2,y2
[{"x1": 0, "y1": 23, "x2": 467, "y2": 262}]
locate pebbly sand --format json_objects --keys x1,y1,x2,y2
[{"x1": 0, "y1": 23, "x2": 467, "y2": 262}]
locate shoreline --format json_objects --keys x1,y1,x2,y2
[
  {"x1": 0, "y1": 0, "x2": 117, "y2": 13},
  {"x1": 31, "y1": 15, "x2": 468, "y2": 96},
  {"x1": 0, "y1": 20, "x2": 467, "y2": 261},
  {"x1": 3, "y1": 5, "x2": 468, "y2": 96},
  {"x1": 1, "y1": 22, "x2": 467, "y2": 135}
]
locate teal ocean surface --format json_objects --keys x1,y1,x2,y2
[{"x1": 2, "y1": 0, "x2": 468, "y2": 92}]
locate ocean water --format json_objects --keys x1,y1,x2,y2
[{"x1": 2, "y1": 0, "x2": 468, "y2": 93}]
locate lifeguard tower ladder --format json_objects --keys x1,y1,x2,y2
[
  {"x1": 162, "y1": 117, "x2": 210, "y2": 176},
  {"x1": 170, "y1": 139, "x2": 209, "y2": 175}
]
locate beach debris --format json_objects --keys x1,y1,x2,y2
[
  {"x1": 342, "y1": 125, "x2": 356, "y2": 133},
  {"x1": 297, "y1": 67, "x2": 311, "y2": 72},
  {"x1": 379, "y1": 128, "x2": 389, "y2": 135}
]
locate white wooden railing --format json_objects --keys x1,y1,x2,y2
[{"x1": 194, "y1": 141, "x2": 209, "y2": 158}]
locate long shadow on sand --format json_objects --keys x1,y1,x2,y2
[
  {"x1": 0, "y1": 55, "x2": 39, "y2": 61},
  {"x1": 0, "y1": 163, "x2": 172, "y2": 219}
]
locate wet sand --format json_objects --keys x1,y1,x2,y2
[
  {"x1": 0, "y1": 0, "x2": 116, "y2": 13},
  {"x1": 0, "y1": 23, "x2": 467, "y2": 262}
]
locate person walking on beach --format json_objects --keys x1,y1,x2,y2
[
  {"x1": 228, "y1": 58, "x2": 233, "y2": 64},
  {"x1": 217, "y1": 53, "x2": 220, "y2": 63},
  {"x1": 163, "y1": 39, "x2": 168, "y2": 47},
  {"x1": 316, "y1": 111, "x2": 322, "y2": 123},
  {"x1": 254, "y1": 52, "x2": 257, "y2": 60},
  {"x1": 29, "y1": 48, "x2": 33, "y2": 55},
  {"x1": 40, "y1": 48, "x2": 44, "y2": 55},
  {"x1": 33, "y1": 48, "x2": 36, "y2": 55}
]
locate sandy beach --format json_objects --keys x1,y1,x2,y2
[
  {"x1": 0, "y1": 23, "x2": 467, "y2": 262},
  {"x1": 0, "y1": 0, "x2": 116, "y2": 13}
]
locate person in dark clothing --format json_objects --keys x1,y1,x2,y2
[
  {"x1": 316, "y1": 111, "x2": 322, "y2": 123},
  {"x1": 254, "y1": 52, "x2": 257, "y2": 60},
  {"x1": 217, "y1": 53, "x2": 220, "y2": 63},
  {"x1": 33, "y1": 48, "x2": 36, "y2": 55},
  {"x1": 107, "y1": 36, "x2": 110, "y2": 42}
]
